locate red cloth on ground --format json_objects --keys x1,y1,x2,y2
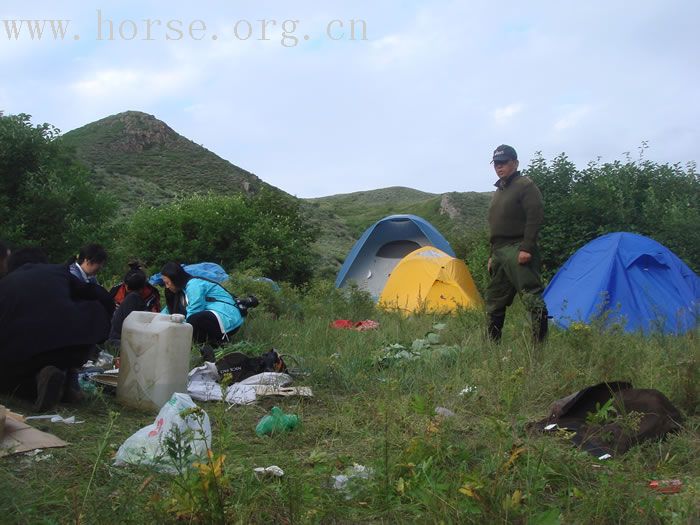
[{"x1": 330, "y1": 319, "x2": 379, "y2": 331}]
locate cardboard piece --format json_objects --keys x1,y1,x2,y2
[{"x1": 0, "y1": 411, "x2": 68, "y2": 457}]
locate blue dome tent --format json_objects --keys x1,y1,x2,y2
[
  {"x1": 335, "y1": 214, "x2": 454, "y2": 300},
  {"x1": 544, "y1": 232, "x2": 699, "y2": 334}
]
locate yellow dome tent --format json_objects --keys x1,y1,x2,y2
[{"x1": 379, "y1": 246, "x2": 483, "y2": 313}]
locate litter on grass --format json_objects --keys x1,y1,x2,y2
[
  {"x1": 255, "y1": 407, "x2": 300, "y2": 436},
  {"x1": 648, "y1": 479, "x2": 682, "y2": 494},
  {"x1": 114, "y1": 393, "x2": 211, "y2": 474},
  {"x1": 330, "y1": 319, "x2": 380, "y2": 331},
  {"x1": 187, "y1": 363, "x2": 307, "y2": 405},
  {"x1": 435, "y1": 407, "x2": 456, "y2": 418},
  {"x1": 0, "y1": 410, "x2": 68, "y2": 457},
  {"x1": 25, "y1": 414, "x2": 84, "y2": 424},
  {"x1": 24, "y1": 451, "x2": 53, "y2": 462},
  {"x1": 331, "y1": 464, "x2": 374, "y2": 499},
  {"x1": 528, "y1": 381, "x2": 684, "y2": 459},
  {"x1": 254, "y1": 465, "x2": 285, "y2": 478}
]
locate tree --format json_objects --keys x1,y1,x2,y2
[
  {"x1": 526, "y1": 151, "x2": 699, "y2": 277},
  {"x1": 0, "y1": 113, "x2": 115, "y2": 261}
]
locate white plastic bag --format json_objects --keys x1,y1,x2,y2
[
  {"x1": 187, "y1": 364, "x2": 293, "y2": 406},
  {"x1": 114, "y1": 393, "x2": 211, "y2": 473}
]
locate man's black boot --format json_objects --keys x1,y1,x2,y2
[
  {"x1": 487, "y1": 314, "x2": 506, "y2": 343},
  {"x1": 532, "y1": 307, "x2": 549, "y2": 344}
]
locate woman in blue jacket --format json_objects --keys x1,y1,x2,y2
[{"x1": 160, "y1": 262, "x2": 243, "y2": 346}]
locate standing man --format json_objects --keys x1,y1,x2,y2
[{"x1": 486, "y1": 145, "x2": 548, "y2": 343}]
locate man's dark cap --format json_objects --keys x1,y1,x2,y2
[{"x1": 492, "y1": 144, "x2": 518, "y2": 162}]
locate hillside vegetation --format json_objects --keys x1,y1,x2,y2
[
  {"x1": 306, "y1": 186, "x2": 490, "y2": 238},
  {"x1": 61, "y1": 111, "x2": 270, "y2": 211}
]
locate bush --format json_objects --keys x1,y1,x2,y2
[
  {"x1": 117, "y1": 189, "x2": 317, "y2": 285},
  {"x1": 526, "y1": 149, "x2": 699, "y2": 277}
]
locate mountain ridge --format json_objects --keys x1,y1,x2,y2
[{"x1": 61, "y1": 110, "x2": 275, "y2": 210}]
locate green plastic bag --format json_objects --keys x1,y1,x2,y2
[{"x1": 255, "y1": 406, "x2": 300, "y2": 436}]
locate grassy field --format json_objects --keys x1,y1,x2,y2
[{"x1": 1, "y1": 283, "x2": 698, "y2": 524}]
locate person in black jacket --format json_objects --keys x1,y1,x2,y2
[{"x1": 0, "y1": 251, "x2": 114, "y2": 410}]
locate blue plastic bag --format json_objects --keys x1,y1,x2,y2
[{"x1": 149, "y1": 262, "x2": 229, "y2": 286}]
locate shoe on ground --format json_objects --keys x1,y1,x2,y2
[
  {"x1": 34, "y1": 366, "x2": 66, "y2": 411},
  {"x1": 62, "y1": 368, "x2": 85, "y2": 403},
  {"x1": 200, "y1": 344, "x2": 216, "y2": 363}
]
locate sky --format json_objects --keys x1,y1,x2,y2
[{"x1": 1, "y1": 1, "x2": 698, "y2": 198}]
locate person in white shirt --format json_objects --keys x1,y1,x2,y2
[{"x1": 68, "y1": 243, "x2": 107, "y2": 285}]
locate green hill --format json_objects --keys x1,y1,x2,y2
[
  {"x1": 304, "y1": 187, "x2": 492, "y2": 268},
  {"x1": 61, "y1": 111, "x2": 271, "y2": 211},
  {"x1": 306, "y1": 186, "x2": 490, "y2": 236}
]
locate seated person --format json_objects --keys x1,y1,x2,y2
[
  {"x1": 0, "y1": 249, "x2": 114, "y2": 410},
  {"x1": 107, "y1": 264, "x2": 161, "y2": 345},
  {"x1": 68, "y1": 243, "x2": 107, "y2": 284},
  {"x1": 109, "y1": 261, "x2": 161, "y2": 312},
  {"x1": 160, "y1": 261, "x2": 244, "y2": 347}
]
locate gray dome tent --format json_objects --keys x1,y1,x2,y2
[{"x1": 335, "y1": 214, "x2": 454, "y2": 300}]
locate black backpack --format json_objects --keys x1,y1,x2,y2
[{"x1": 215, "y1": 349, "x2": 286, "y2": 383}]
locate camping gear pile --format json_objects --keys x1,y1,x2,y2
[{"x1": 187, "y1": 348, "x2": 313, "y2": 406}]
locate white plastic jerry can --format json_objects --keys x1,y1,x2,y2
[{"x1": 117, "y1": 311, "x2": 194, "y2": 412}]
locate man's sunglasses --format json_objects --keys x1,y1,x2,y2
[{"x1": 493, "y1": 160, "x2": 510, "y2": 167}]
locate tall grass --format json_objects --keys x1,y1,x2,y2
[{"x1": 1, "y1": 281, "x2": 698, "y2": 523}]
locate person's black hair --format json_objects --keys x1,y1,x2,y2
[
  {"x1": 125, "y1": 270, "x2": 146, "y2": 291},
  {"x1": 160, "y1": 262, "x2": 191, "y2": 290},
  {"x1": 76, "y1": 243, "x2": 108, "y2": 264},
  {"x1": 123, "y1": 260, "x2": 144, "y2": 283},
  {"x1": 7, "y1": 247, "x2": 49, "y2": 273}
]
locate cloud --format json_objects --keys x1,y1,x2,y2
[
  {"x1": 70, "y1": 66, "x2": 196, "y2": 102},
  {"x1": 554, "y1": 105, "x2": 592, "y2": 131},
  {"x1": 369, "y1": 34, "x2": 421, "y2": 67},
  {"x1": 493, "y1": 104, "x2": 524, "y2": 125}
]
